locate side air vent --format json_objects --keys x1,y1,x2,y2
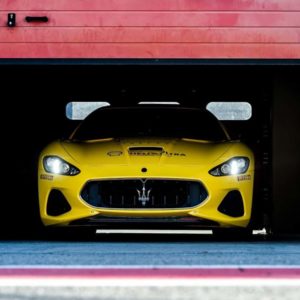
[
  {"x1": 218, "y1": 190, "x2": 244, "y2": 217},
  {"x1": 47, "y1": 189, "x2": 71, "y2": 216}
]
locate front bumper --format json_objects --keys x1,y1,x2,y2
[
  {"x1": 39, "y1": 164, "x2": 254, "y2": 228},
  {"x1": 69, "y1": 216, "x2": 219, "y2": 229}
]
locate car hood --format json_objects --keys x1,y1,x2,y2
[{"x1": 61, "y1": 138, "x2": 233, "y2": 166}]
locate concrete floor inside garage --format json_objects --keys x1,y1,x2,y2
[{"x1": 0, "y1": 60, "x2": 299, "y2": 238}]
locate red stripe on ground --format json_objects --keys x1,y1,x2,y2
[{"x1": 0, "y1": 268, "x2": 300, "y2": 279}]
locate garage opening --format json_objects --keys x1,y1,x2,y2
[{"x1": 0, "y1": 61, "x2": 299, "y2": 236}]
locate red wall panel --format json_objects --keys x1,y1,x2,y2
[
  {"x1": 0, "y1": 0, "x2": 299, "y2": 59},
  {"x1": 1, "y1": 0, "x2": 300, "y2": 11}
]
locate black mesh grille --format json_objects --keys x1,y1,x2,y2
[
  {"x1": 218, "y1": 190, "x2": 244, "y2": 217},
  {"x1": 47, "y1": 189, "x2": 71, "y2": 216},
  {"x1": 81, "y1": 179, "x2": 208, "y2": 209}
]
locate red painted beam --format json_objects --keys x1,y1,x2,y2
[
  {"x1": 1, "y1": 27, "x2": 300, "y2": 43},
  {"x1": 0, "y1": 1, "x2": 299, "y2": 59},
  {"x1": 1, "y1": 11, "x2": 300, "y2": 27},
  {"x1": 1, "y1": 0, "x2": 300, "y2": 11},
  {"x1": 1, "y1": 43, "x2": 300, "y2": 58}
]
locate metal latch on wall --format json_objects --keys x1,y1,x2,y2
[
  {"x1": 7, "y1": 13, "x2": 16, "y2": 27},
  {"x1": 25, "y1": 16, "x2": 48, "y2": 23},
  {"x1": 6, "y1": 13, "x2": 49, "y2": 27}
]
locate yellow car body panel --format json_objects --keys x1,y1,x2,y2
[{"x1": 38, "y1": 137, "x2": 254, "y2": 228}]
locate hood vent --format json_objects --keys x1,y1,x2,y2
[
  {"x1": 128, "y1": 147, "x2": 163, "y2": 152},
  {"x1": 128, "y1": 147, "x2": 164, "y2": 156}
]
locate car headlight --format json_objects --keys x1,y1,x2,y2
[
  {"x1": 209, "y1": 157, "x2": 250, "y2": 176},
  {"x1": 43, "y1": 156, "x2": 80, "y2": 176}
]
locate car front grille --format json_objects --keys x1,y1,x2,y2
[{"x1": 81, "y1": 179, "x2": 208, "y2": 209}]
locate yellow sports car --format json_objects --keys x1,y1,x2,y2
[{"x1": 38, "y1": 106, "x2": 254, "y2": 231}]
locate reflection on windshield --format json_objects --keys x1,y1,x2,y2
[{"x1": 72, "y1": 107, "x2": 229, "y2": 142}]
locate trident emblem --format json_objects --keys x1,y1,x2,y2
[{"x1": 137, "y1": 179, "x2": 151, "y2": 206}]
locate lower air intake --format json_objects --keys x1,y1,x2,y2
[
  {"x1": 47, "y1": 189, "x2": 71, "y2": 216},
  {"x1": 218, "y1": 190, "x2": 244, "y2": 217}
]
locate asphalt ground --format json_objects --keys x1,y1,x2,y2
[
  {"x1": 0, "y1": 234, "x2": 300, "y2": 299},
  {"x1": 0, "y1": 236, "x2": 299, "y2": 266}
]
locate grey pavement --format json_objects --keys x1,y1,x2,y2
[
  {"x1": 0, "y1": 286, "x2": 300, "y2": 300},
  {"x1": 0, "y1": 239, "x2": 299, "y2": 266}
]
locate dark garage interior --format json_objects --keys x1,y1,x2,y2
[{"x1": 0, "y1": 60, "x2": 299, "y2": 237}]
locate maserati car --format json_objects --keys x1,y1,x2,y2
[{"x1": 38, "y1": 105, "x2": 254, "y2": 230}]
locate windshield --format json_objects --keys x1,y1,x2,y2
[{"x1": 71, "y1": 107, "x2": 229, "y2": 141}]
